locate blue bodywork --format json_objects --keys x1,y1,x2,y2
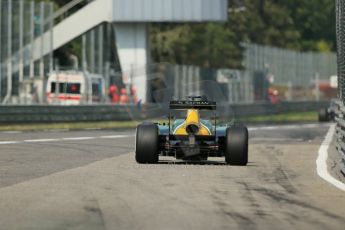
[{"x1": 158, "y1": 119, "x2": 228, "y2": 138}]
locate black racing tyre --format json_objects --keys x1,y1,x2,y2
[
  {"x1": 318, "y1": 108, "x2": 329, "y2": 122},
  {"x1": 329, "y1": 112, "x2": 335, "y2": 121},
  {"x1": 225, "y1": 125, "x2": 248, "y2": 165},
  {"x1": 135, "y1": 123, "x2": 159, "y2": 164}
]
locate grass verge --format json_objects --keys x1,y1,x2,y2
[
  {"x1": 238, "y1": 111, "x2": 317, "y2": 123},
  {"x1": 0, "y1": 121, "x2": 140, "y2": 132}
]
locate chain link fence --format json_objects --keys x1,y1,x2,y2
[
  {"x1": 145, "y1": 65, "x2": 253, "y2": 104},
  {"x1": 138, "y1": 43, "x2": 337, "y2": 105},
  {"x1": 337, "y1": 0, "x2": 345, "y2": 102},
  {"x1": 335, "y1": 0, "x2": 345, "y2": 176},
  {"x1": 243, "y1": 43, "x2": 337, "y2": 102}
]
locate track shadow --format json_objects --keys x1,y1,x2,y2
[
  {"x1": 157, "y1": 160, "x2": 257, "y2": 166},
  {"x1": 158, "y1": 160, "x2": 226, "y2": 165}
]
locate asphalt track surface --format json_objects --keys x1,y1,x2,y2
[{"x1": 0, "y1": 123, "x2": 344, "y2": 230}]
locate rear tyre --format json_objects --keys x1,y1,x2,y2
[
  {"x1": 318, "y1": 108, "x2": 329, "y2": 122},
  {"x1": 225, "y1": 125, "x2": 248, "y2": 165},
  {"x1": 135, "y1": 123, "x2": 159, "y2": 164}
]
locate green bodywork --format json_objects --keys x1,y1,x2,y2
[
  {"x1": 171, "y1": 119, "x2": 214, "y2": 134},
  {"x1": 158, "y1": 119, "x2": 228, "y2": 137}
]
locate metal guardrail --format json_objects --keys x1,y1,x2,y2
[
  {"x1": 0, "y1": 101, "x2": 329, "y2": 124},
  {"x1": 230, "y1": 101, "x2": 329, "y2": 117},
  {"x1": 0, "y1": 104, "x2": 146, "y2": 123},
  {"x1": 335, "y1": 100, "x2": 345, "y2": 175}
]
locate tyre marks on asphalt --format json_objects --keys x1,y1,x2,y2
[
  {"x1": 83, "y1": 197, "x2": 107, "y2": 230},
  {"x1": 1, "y1": 123, "x2": 344, "y2": 229},
  {"x1": 211, "y1": 191, "x2": 257, "y2": 230},
  {"x1": 231, "y1": 142, "x2": 345, "y2": 228},
  {"x1": 264, "y1": 145, "x2": 299, "y2": 194}
]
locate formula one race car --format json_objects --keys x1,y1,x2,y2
[
  {"x1": 135, "y1": 96, "x2": 248, "y2": 165},
  {"x1": 318, "y1": 99, "x2": 338, "y2": 122}
]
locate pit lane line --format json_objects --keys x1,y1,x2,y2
[
  {"x1": 0, "y1": 123, "x2": 330, "y2": 145},
  {"x1": 0, "y1": 135, "x2": 133, "y2": 145},
  {"x1": 247, "y1": 123, "x2": 330, "y2": 131},
  {"x1": 316, "y1": 124, "x2": 345, "y2": 192}
]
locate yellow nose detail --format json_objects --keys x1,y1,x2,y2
[{"x1": 174, "y1": 109, "x2": 211, "y2": 135}]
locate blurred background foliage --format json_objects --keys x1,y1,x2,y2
[
  {"x1": 151, "y1": 0, "x2": 336, "y2": 69},
  {"x1": 35, "y1": 0, "x2": 336, "y2": 69}
]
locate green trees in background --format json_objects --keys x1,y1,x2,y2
[
  {"x1": 38, "y1": 0, "x2": 335, "y2": 69},
  {"x1": 151, "y1": 0, "x2": 336, "y2": 69},
  {"x1": 276, "y1": 0, "x2": 336, "y2": 52}
]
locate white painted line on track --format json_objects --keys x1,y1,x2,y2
[
  {"x1": 62, "y1": 137, "x2": 96, "y2": 141},
  {"x1": 316, "y1": 124, "x2": 345, "y2": 192},
  {"x1": 0, "y1": 134, "x2": 133, "y2": 145},
  {"x1": 100, "y1": 135, "x2": 133, "y2": 139},
  {"x1": 0, "y1": 123, "x2": 327, "y2": 145},
  {"x1": 0, "y1": 141, "x2": 19, "y2": 145},
  {"x1": 24, "y1": 139, "x2": 59, "y2": 143},
  {"x1": 248, "y1": 123, "x2": 329, "y2": 131},
  {"x1": 251, "y1": 137, "x2": 304, "y2": 142}
]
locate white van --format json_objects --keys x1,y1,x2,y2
[{"x1": 46, "y1": 71, "x2": 105, "y2": 105}]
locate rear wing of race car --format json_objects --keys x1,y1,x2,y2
[{"x1": 169, "y1": 100, "x2": 216, "y2": 110}]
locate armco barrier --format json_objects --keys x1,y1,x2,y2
[
  {"x1": 0, "y1": 101, "x2": 329, "y2": 124},
  {"x1": 0, "y1": 105, "x2": 146, "y2": 123},
  {"x1": 335, "y1": 100, "x2": 345, "y2": 175},
  {"x1": 230, "y1": 101, "x2": 329, "y2": 117}
]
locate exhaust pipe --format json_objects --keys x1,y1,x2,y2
[
  {"x1": 173, "y1": 109, "x2": 211, "y2": 136},
  {"x1": 184, "y1": 110, "x2": 200, "y2": 135},
  {"x1": 186, "y1": 123, "x2": 199, "y2": 135}
]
